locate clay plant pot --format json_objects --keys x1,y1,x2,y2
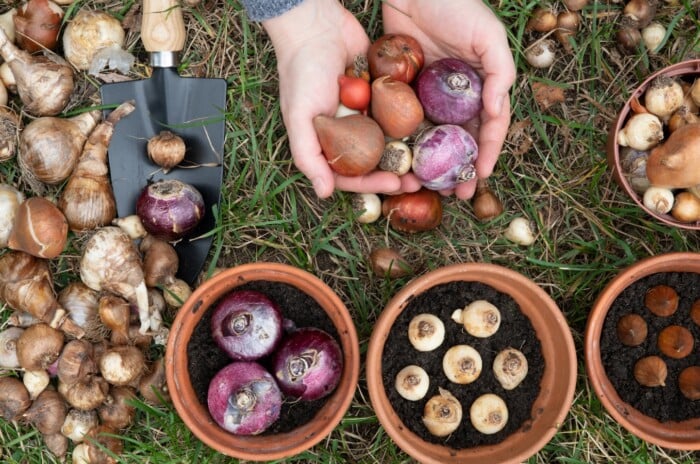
[
  {"x1": 606, "y1": 59, "x2": 700, "y2": 230},
  {"x1": 165, "y1": 262, "x2": 360, "y2": 461},
  {"x1": 366, "y1": 263, "x2": 577, "y2": 464},
  {"x1": 585, "y1": 252, "x2": 700, "y2": 450}
]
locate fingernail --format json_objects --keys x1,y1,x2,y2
[
  {"x1": 312, "y1": 177, "x2": 327, "y2": 197},
  {"x1": 494, "y1": 95, "x2": 504, "y2": 115}
]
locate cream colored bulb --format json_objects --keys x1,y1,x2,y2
[
  {"x1": 492, "y1": 348, "x2": 529, "y2": 390},
  {"x1": 395, "y1": 365, "x2": 430, "y2": 401},
  {"x1": 452, "y1": 300, "x2": 501, "y2": 338},
  {"x1": 470, "y1": 393, "x2": 508, "y2": 435},
  {"x1": 422, "y1": 387, "x2": 463, "y2": 437},
  {"x1": 442, "y1": 344, "x2": 482, "y2": 384},
  {"x1": 408, "y1": 313, "x2": 445, "y2": 351}
]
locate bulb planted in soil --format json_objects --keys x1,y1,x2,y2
[
  {"x1": 678, "y1": 366, "x2": 700, "y2": 401},
  {"x1": 634, "y1": 355, "x2": 667, "y2": 387},
  {"x1": 408, "y1": 313, "x2": 445, "y2": 352},
  {"x1": 657, "y1": 325, "x2": 694, "y2": 359},
  {"x1": 616, "y1": 313, "x2": 648, "y2": 346},
  {"x1": 644, "y1": 285, "x2": 679, "y2": 317},
  {"x1": 395, "y1": 365, "x2": 429, "y2": 401}
]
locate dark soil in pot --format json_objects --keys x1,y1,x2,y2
[
  {"x1": 600, "y1": 272, "x2": 700, "y2": 422},
  {"x1": 186, "y1": 280, "x2": 340, "y2": 434},
  {"x1": 381, "y1": 281, "x2": 544, "y2": 448}
]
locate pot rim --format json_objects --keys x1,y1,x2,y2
[
  {"x1": 366, "y1": 262, "x2": 577, "y2": 464},
  {"x1": 584, "y1": 252, "x2": 700, "y2": 450},
  {"x1": 165, "y1": 262, "x2": 360, "y2": 461},
  {"x1": 607, "y1": 59, "x2": 700, "y2": 230}
]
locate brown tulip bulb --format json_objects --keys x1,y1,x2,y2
[
  {"x1": 527, "y1": 7, "x2": 557, "y2": 33},
  {"x1": 313, "y1": 114, "x2": 385, "y2": 176},
  {"x1": 14, "y1": 0, "x2": 64, "y2": 53},
  {"x1": 657, "y1": 325, "x2": 694, "y2": 359},
  {"x1": 616, "y1": 314, "x2": 648, "y2": 346},
  {"x1": 99, "y1": 386, "x2": 137, "y2": 430},
  {"x1": 634, "y1": 355, "x2": 667, "y2": 387},
  {"x1": 623, "y1": 0, "x2": 656, "y2": 29},
  {"x1": 85, "y1": 425, "x2": 124, "y2": 464},
  {"x1": 644, "y1": 285, "x2": 678, "y2": 317},
  {"x1": 472, "y1": 179, "x2": 504, "y2": 221},
  {"x1": 57, "y1": 339, "x2": 96, "y2": 385},
  {"x1": 8, "y1": 197, "x2": 68, "y2": 259},
  {"x1": 58, "y1": 375, "x2": 109, "y2": 411},
  {"x1": 691, "y1": 299, "x2": 700, "y2": 327},
  {"x1": 369, "y1": 247, "x2": 413, "y2": 278},
  {"x1": 370, "y1": 75, "x2": 424, "y2": 139},
  {"x1": 382, "y1": 189, "x2": 443, "y2": 233},
  {"x1": 678, "y1": 366, "x2": 700, "y2": 401}
]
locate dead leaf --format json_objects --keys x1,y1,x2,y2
[
  {"x1": 506, "y1": 118, "x2": 533, "y2": 156},
  {"x1": 532, "y1": 82, "x2": 566, "y2": 110}
]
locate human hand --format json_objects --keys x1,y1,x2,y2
[
  {"x1": 263, "y1": 0, "x2": 401, "y2": 198},
  {"x1": 382, "y1": 0, "x2": 515, "y2": 199}
]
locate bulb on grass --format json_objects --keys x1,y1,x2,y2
[
  {"x1": 352, "y1": 193, "x2": 382, "y2": 224},
  {"x1": 504, "y1": 217, "x2": 535, "y2": 246}
]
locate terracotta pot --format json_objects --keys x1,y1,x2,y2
[
  {"x1": 165, "y1": 262, "x2": 360, "y2": 461},
  {"x1": 606, "y1": 59, "x2": 700, "y2": 230},
  {"x1": 366, "y1": 263, "x2": 577, "y2": 464},
  {"x1": 584, "y1": 252, "x2": 700, "y2": 450}
]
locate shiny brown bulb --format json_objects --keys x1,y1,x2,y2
[
  {"x1": 657, "y1": 325, "x2": 694, "y2": 359},
  {"x1": 616, "y1": 314, "x2": 648, "y2": 346},
  {"x1": 633, "y1": 355, "x2": 667, "y2": 387},
  {"x1": 678, "y1": 366, "x2": 700, "y2": 401},
  {"x1": 690, "y1": 300, "x2": 700, "y2": 327},
  {"x1": 644, "y1": 285, "x2": 678, "y2": 317}
]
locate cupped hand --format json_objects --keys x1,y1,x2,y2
[
  {"x1": 383, "y1": 0, "x2": 516, "y2": 199},
  {"x1": 263, "y1": 0, "x2": 401, "y2": 198}
]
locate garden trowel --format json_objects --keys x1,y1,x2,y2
[{"x1": 101, "y1": 0, "x2": 226, "y2": 285}]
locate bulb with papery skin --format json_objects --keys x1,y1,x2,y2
[{"x1": 412, "y1": 124, "x2": 478, "y2": 190}]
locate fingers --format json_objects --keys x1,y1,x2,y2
[
  {"x1": 286, "y1": 112, "x2": 337, "y2": 198},
  {"x1": 475, "y1": 95, "x2": 511, "y2": 179},
  {"x1": 335, "y1": 171, "x2": 402, "y2": 195},
  {"x1": 477, "y1": 25, "x2": 516, "y2": 120}
]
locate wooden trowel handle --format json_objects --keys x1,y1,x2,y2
[{"x1": 142, "y1": 0, "x2": 186, "y2": 54}]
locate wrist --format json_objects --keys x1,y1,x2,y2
[{"x1": 262, "y1": 0, "x2": 343, "y2": 47}]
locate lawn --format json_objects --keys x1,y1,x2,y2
[{"x1": 2, "y1": 0, "x2": 700, "y2": 463}]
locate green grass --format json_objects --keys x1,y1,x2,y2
[{"x1": 2, "y1": 0, "x2": 700, "y2": 462}]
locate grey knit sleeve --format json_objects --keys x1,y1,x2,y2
[{"x1": 239, "y1": 0, "x2": 305, "y2": 21}]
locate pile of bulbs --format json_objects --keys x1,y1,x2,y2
[
  {"x1": 0, "y1": 3, "x2": 202, "y2": 461},
  {"x1": 615, "y1": 284, "x2": 700, "y2": 401},
  {"x1": 394, "y1": 300, "x2": 531, "y2": 438},
  {"x1": 523, "y1": 0, "x2": 587, "y2": 69},
  {"x1": 0, "y1": 218, "x2": 195, "y2": 462},
  {"x1": 617, "y1": 75, "x2": 700, "y2": 223},
  {"x1": 615, "y1": 0, "x2": 667, "y2": 55}
]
